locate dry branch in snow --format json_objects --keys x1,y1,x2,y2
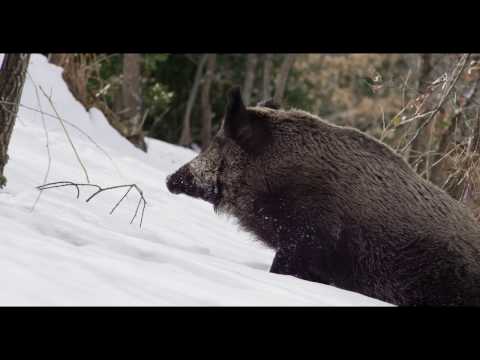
[{"x1": 37, "y1": 181, "x2": 147, "y2": 228}]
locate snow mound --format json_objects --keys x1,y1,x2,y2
[{"x1": 0, "y1": 54, "x2": 390, "y2": 306}]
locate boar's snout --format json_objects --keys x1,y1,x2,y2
[
  {"x1": 166, "y1": 163, "x2": 222, "y2": 207},
  {"x1": 166, "y1": 165, "x2": 195, "y2": 195}
]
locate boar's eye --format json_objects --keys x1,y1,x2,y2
[{"x1": 224, "y1": 86, "x2": 271, "y2": 155}]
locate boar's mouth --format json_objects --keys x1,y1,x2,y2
[{"x1": 166, "y1": 165, "x2": 222, "y2": 207}]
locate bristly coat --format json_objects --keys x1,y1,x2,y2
[{"x1": 167, "y1": 87, "x2": 480, "y2": 306}]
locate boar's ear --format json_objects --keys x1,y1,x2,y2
[
  {"x1": 224, "y1": 86, "x2": 270, "y2": 154},
  {"x1": 256, "y1": 98, "x2": 280, "y2": 110}
]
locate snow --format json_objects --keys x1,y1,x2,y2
[{"x1": 0, "y1": 54, "x2": 390, "y2": 306}]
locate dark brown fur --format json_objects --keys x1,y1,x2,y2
[{"x1": 167, "y1": 87, "x2": 480, "y2": 306}]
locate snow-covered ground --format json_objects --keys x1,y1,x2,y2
[{"x1": 0, "y1": 54, "x2": 390, "y2": 306}]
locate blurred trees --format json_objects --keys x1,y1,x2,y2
[
  {"x1": 49, "y1": 53, "x2": 147, "y2": 151},
  {"x1": 116, "y1": 54, "x2": 146, "y2": 151},
  {"x1": 179, "y1": 55, "x2": 208, "y2": 146},
  {"x1": 46, "y1": 53, "x2": 480, "y2": 218},
  {"x1": 243, "y1": 54, "x2": 258, "y2": 106},
  {"x1": 200, "y1": 54, "x2": 217, "y2": 148},
  {"x1": 407, "y1": 53, "x2": 434, "y2": 175},
  {"x1": 274, "y1": 54, "x2": 296, "y2": 104},
  {"x1": 262, "y1": 54, "x2": 273, "y2": 99}
]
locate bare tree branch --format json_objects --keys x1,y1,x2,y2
[
  {"x1": 430, "y1": 73, "x2": 480, "y2": 185},
  {"x1": 37, "y1": 181, "x2": 147, "y2": 228},
  {"x1": 401, "y1": 54, "x2": 470, "y2": 154}
]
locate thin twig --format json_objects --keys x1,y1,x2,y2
[
  {"x1": 38, "y1": 86, "x2": 91, "y2": 183},
  {"x1": 110, "y1": 186, "x2": 133, "y2": 214},
  {"x1": 397, "y1": 110, "x2": 437, "y2": 126},
  {"x1": 401, "y1": 69, "x2": 412, "y2": 109},
  {"x1": 28, "y1": 72, "x2": 52, "y2": 211}
]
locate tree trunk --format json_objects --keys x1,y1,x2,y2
[
  {"x1": 0, "y1": 54, "x2": 31, "y2": 188},
  {"x1": 49, "y1": 53, "x2": 91, "y2": 108},
  {"x1": 179, "y1": 54, "x2": 208, "y2": 146},
  {"x1": 273, "y1": 54, "x2": 296, "y2": 104},
  {"x1": 49, "y1": 53, "x2": 68, "y2": 67},
  {"x1": 119, "y1": 54, "x2": 146, "y2": 151},
  {"x1": 243, "y1": 54, "x2": 258, "y2": 106},
  {"x1": 408, "y1": 54, "x2": 433, "y2": 176},
  {"x1": 49, "y1": 53, "x2": 147, "y2": 151},
  {"x1": 262, "y1": 54, "x2": 273, "y2": 100},
  {"x1": 200, "y1": 54, "x2": 217, "y2": 149}
]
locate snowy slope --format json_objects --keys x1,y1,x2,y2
[{"x1": 0, "y1": 54, "x2": 390, "y2": 306}]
